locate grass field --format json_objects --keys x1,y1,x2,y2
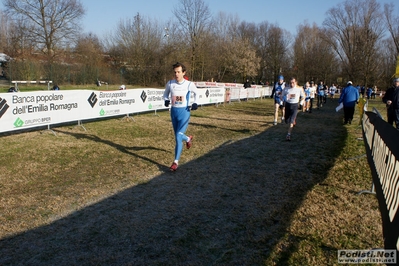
[{"x1": 0, "y1": 96, "x2": 387, "y2": 265}]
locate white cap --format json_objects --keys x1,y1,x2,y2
[
  {"x1": 120, "y1": 85, "x2": 126, "y2": 89},
  {"x1": 347, "y1": 81, "x2": 352, "y2": 85}
]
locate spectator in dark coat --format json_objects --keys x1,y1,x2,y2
[{"x1": 382, "y1": 78, "x2": 399, "y2": 130}]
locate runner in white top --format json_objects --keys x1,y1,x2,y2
[
  {"x1": 163, "y1": 62, "x2": 198, "y2": 171},
  {"x1": 308, "y1": 81, "x2": 317, "y2": 113},
  {"x1": 330, "y1": 84, "x2": 337, "y2": 99},
  {"x1": 283, "y1": 77, "x2": 305, "y2": 141}
]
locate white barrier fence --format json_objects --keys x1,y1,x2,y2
[
  {"x1": 195, "y1": 82, "x2": 272, "y2": 102},
  {"x1": 12, "y1": 80, "x2": 53, "y2": 91},
  {"x1": 0, "y1": 82, "x2": 271, "y2": 134}
]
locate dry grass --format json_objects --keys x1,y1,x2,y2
[{"x1": 0, "y1": 97, "x2": 384, "y2": 265}]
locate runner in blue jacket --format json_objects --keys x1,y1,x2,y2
[{"x1": 339, "y1": 81, "x2": 359, "y2": 124}]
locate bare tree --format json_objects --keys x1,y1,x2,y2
[
  {"x1": 3, "y1": 0, "x2": 85, "y2": 61},
  {"x1": 207, "y1": 12, "x2": 241, "y2": 82},
  {"x1": 323, "y1": 0, "x2": 385, "y2": 85},
  {"x1": 0, "y1": 15, "x2": 41, "y2": 81},
  {"x1": 379, "y1": 38, "x2": 398, "y2": 87},
  {"x1": 109, "y1": 13, "x2": 163, "y2": 86},
  {"x1": 173, "y1": 0, "x2": 211, "y2": 80},
  {"x1": 226, "y1": 38, "x2": 260, "y2": 82},
  {"x1": 294, "y1": 23, "x2": 338, "y2": 84},
  {"x1": 73, "y1": 33, "x2": 106, "y2": 84},
  {"x1": 0, "y1": 10, "x2": 12, "y2": 53},
  {"x1": 237, "y1": 21, "x2": 267, "y2": 83},
  {"x1": 293, "y1": 23, "x2": 315, "y2": 82},
  {"x1": 384, "y1": 3, "x2": 399, "y2": 55},
  {"x1": 253, "y1": 21, "x2": 270, "y2": 83},
  {"x1": 262, "y1": 24, "x2": 292, "y2": 82},
  {"x1": 383, "y1": 2, "x2": 399, "y2": 82},
  {"x1": 237, "y1": 21, "x2": 258, "y2": 45}
]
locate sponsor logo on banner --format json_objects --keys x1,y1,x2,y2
[
  {"x1": 141, "y1": 91, "x2": 147, "y2": 103},
  {"x1": 0, "y1": 97, "x2": 10, "y2": 118},
  {"x1": 88, "y1": 92, "x2": 98, "y2": 107},
  {"x1": 206, "y1": 88, "x2": 224, "y2": 103},
  {"x1": 148, "y1": 103, "x2": 164, "y2": 110},
  {"x1": 13, "y1": 116, "x2": 51, "y2": 127},
  {"x1": 100, "y1": 108, "x2": 120, "y2": 116},
  {"x1": 96, "y1": 91, "x2": 135, "y2": 107},
  {"x1": 146, "y1": 90, "x2": 163, "y2": 102},
  {"x1": 14, "y1": 117, "x2": 23, "y2": 127},
  {"x1": 145, "y1": 89, "x2": 165, "y2": 109}
]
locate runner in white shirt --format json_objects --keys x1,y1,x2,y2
[
  {"x1": 283, "y1": 77, "x2": 305, "y2": 141},
  {"x1": 330, "y1": 84, "x2": 337, "y2": 100},
  {"x1": 308, "y1": 81, "x2": 317, "y2": 113},
  {"x1": 163, "y1": 62, "x2": 198, "y2": 171}
]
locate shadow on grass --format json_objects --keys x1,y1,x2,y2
[
  {"x1": 54, "y1": 131, "x2": 171, "y2": 172},
  {"x1": 190, "y1": 121, "x2": 254, "y2": 134},
  {"x1": 0, "y1": 103, "x2": 348, "y2": 265}
]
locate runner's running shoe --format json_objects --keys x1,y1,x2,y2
[
  {"x1": 170, "y1": 162, "x2": 178, "y2": 171},
  {"x1": 186, "y1": 136, "x2": 193, "y2": 149}
]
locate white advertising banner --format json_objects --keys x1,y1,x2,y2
[
  {"x1": 0, "y1": 86, "x2": 226, "y2": 134},
  {"x1": 0, "y1": 89, "x2": 166, "y2": 133},
  {"x1": 1, "y1": 90, "x2": 84, "y2": 132},
  {"x1": 91, "y1": 88, "x2": 167, "y2": 116},
  {"x1": 229, "y1": 87, "x2": 241, "y2": 100},
  {"x1": 194, "y1": 82, "x2": 226, "y2": 104},
  {"x1": 247, "y1": 87, "x2": 258, "y2": 99},
  {"x1": 264, "y1": 86, "x2": 272, "y2": 96},
  {"x1": 195, "y1": 87, "x2": 225, "y2": 105}
]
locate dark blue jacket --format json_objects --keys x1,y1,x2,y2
[{"x1": 339, "y1": 85, "x2": 359, "y2": 107}]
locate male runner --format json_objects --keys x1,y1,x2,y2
[
  {"x1": 163, "y1": 62, "x2": 198, "y2": 171},
  {"x1": 270, "y1": 75, "x2": 286, "y2": 125},
  {"x1": 283, "y1": 77, "x2": 304, "y2": 141}
]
